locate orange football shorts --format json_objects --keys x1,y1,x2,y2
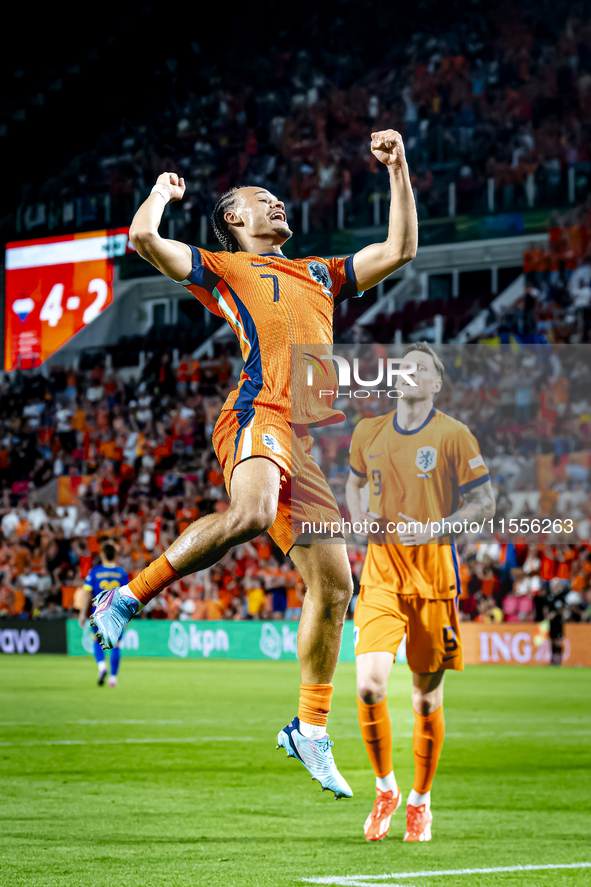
[
  {"x1": 212, "y1": 406, "x2": 343, "y2": 555},
  {"x1": 354, "y1": 585, "x2": 463, "y2": 673}
]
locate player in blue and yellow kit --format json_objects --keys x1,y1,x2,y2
[{"x1": 78, "y1": 543, "x2": 128, "y2": 687}]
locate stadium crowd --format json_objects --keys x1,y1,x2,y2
[
  {"x1": 351, "y1": 197, "x2": 591, "y2": 346},
  {"x1": 0, "y1": 350, "x2": 307, "y2": 623},
  {"x1": 0, "y1": 339, "x2": 591, "y2": 628},
  {"x1": 479, "y1": 204, "x2": 591, "y2": 345},
  {"x1": 3, "y1": 0, "x2": 591, "y2": 629},
  {"x1": 8, "y1": 0, "x2": 591, "y2": 242}
]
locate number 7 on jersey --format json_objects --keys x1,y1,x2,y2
[{"x1": 260, "y1": 274, "x2": 280, "y2": 302}]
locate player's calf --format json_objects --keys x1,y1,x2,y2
[{"x1": 153, "y1": 470, "x2": 279, "y2": 581}]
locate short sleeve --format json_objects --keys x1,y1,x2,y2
[
  {"x1": 452, "y1": 425, "x2": 490, "y2": 494},
  {"x1": 325, "y1": 255, "x2": 364, "y2": 306},
  {"x1": 349, "y1": 420, "x2": 368, "y2": 478},
  {"x1": 175, "y1": 245, "x2": 231, "y2": 317}
]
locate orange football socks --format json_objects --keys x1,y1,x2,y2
[
  {"x1": 357, "y1": 696, "x2": 393, "y2": 778},
  {"x1": 128, "y1": 553, "x2": 180, "y2": 606},
  {"x1": 412, "y1": 704, "x2": 445, "y2": 794},
  {"x1": 298, "y1": 683, "x2": 333, "y2": 728}
]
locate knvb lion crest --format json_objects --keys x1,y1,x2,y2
[
  {"x1": 307, "y1": 261, "x2": 332, "y2": 295},
  {"x1": 416, "y1": 445, "x2": 437, "y2": 472}
]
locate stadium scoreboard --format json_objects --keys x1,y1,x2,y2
[{"x1": 4, "y1": 227, "x2": 132, "y2": 371}]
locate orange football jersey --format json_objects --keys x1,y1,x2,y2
[
  {"x1": 349, "y1": 408, "x2": 490, "y2": 599},
  {"x1": 178, "y1": 247, "x2": 361, "y2": 426}
]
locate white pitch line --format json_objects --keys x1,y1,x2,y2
[
  {"x1": 330, "y1": 730, "x2": 590, "y2": 741},
  {"x1": 301, "y1": 862, "x2": 591, "y2": 884},
  {"x1": 0, "y1": 736, "x2": 253, "y2": 747},
  {"x1": 6, "y1": 726, "x2": 588, "y2": 740},
  {"x1": 76, "y1": 719, "x2": 185, "y2": 725},
  {"x1": 303, "y1": 881, "x2": 416, "y2": 887},
  {"x1": 309, "y1": 881, "x2": 416, "y2": 887},
  {"x1": 0, "y1": 719, "x2": 184, "y2": 726}
]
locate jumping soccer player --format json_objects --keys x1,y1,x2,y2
[
  {"x1": 91, "y1": 129, "x2": 417, "y2": 798},
  {"x1": 78, "y1": 543, "x2": 129, "y2": 687},
  {"x1": 346, "y1": 343, "x2": 495, "y2": 839}
]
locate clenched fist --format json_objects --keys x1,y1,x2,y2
[
  {"x1": 155, "y1": 172, "x2": 186, "y2": 202},
  {"x1": 370, "y1": 130, "x2": 406, "y2": 168}
]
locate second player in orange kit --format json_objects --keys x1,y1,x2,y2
[{"x1": 346, "y1": 343, "x2": 495, "y2": 840}]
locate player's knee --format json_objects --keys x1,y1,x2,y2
[
  {"x1": 226, "y1": 501, "x2": 275, "y2": 540},
  {"x1": 412, "y1": 686, "x2": 442, "y2": 716},
  {"x1": 357, "y1": 676, "x2": 387, "y2": 705},
  {"x1": 317, "y1": 574, "x2": 353, "y2": 619},
  {"x1": 246, "y1": 501, "x2": 276, "y2": 535},
  {"x1": 317, "y1": 569, "x2": 353, "y2": 605},
  {"x1": 297, "y1": 553, "x2": 352, "y2": 618},
  {"x1": 332, "y1": 572, "x2": 354, "y2": 607}
]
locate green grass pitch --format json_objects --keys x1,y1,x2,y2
[{"x1": 1, "y1": 655, "x2": 590, "y2": 887}]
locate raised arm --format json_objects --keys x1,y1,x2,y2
[
  {"x1": 351, "y1": 130, "x2": 418, "y2": 291},
  {"x1": 129, "y1": 172, "x2": 193, "y2": 282}
]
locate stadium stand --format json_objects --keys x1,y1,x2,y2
[
  {"x1": 1, "y1": 0, "x2": 591, "y2": 628},
  {"x1": 2, "y1": 0, "x2": 591, "y2": 246},
  {"x1": 0, "y1": 342, "x2": 590, "y2": 627}
]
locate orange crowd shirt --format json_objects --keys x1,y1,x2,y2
[
  {"x1": 349, "y1": 408, "x2": 490, "y2": 599},
  {"x1": 177, "y1": 247, "x2": 362, "y2": 426}
]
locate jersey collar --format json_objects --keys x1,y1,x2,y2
[{"x1": 393, "y1": 407, "x2": 436, "y2": 435}]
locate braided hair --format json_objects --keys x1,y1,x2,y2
[{"x1": 211, "y1": 186, "x2": 248, "y2": 253}]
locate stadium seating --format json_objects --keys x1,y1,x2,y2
[
  {"x1": 0, "y1": 337, "x2": 590, "y2": 627},
  {"x1": 1, "y1": 1, "x2": 591, "y2": 630},
  {"x1": 2, "y1": 0, "x2": 590, "y2": 247}
]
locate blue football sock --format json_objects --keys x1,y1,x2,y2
[
  {"x1": 110, "y1": 645, "x2": 121, "y2": 677},
  {"x1": 94, "y1": 641, "x2": 106, "y2": 667}
]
